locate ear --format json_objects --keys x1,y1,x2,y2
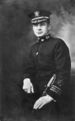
[{"x1": 48, "y1": 24, "x2": 51, "y2": 33}]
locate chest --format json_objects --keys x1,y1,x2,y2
[{"x1": 31, "y1": 41, "x2": 55, "y2": 66}]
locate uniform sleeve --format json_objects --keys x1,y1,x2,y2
[
  {"x1": 47, "y1": 40, "x2": 71, "y2": 101},
  {"x1": 23, "y1": 46, "x2": 36, "y2": 81}
]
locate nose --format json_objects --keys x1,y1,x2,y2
[{"x1": 37, "y1": 24, "x2": 41, "y2": 29}]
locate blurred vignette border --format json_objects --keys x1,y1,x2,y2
[{"x1": 0, "y1": 0, "x2": 75, "y2": 120}]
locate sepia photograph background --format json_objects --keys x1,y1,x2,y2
[{"x1": 0, "y1": 0, "x2": 75, "y2": 120}]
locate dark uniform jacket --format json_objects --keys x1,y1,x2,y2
[{"x1": 23, "y1": 34, "x2": 71, "y2": 104}]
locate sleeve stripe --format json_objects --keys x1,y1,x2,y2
[{"x1": 50, "y1": 85, "x2": 62, "y2": 95}]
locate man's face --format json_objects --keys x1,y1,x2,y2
[{"x1": 32, "y1": 21, "x2": 49, "y2": 37}]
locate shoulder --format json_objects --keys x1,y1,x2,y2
[
  {"x1": 50, "y1": 36, "x2": 69, "y2": 51},
  {"x1": 50, "y1": 36, "x2": 67, "y2": 45}
]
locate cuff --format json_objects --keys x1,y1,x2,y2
[
  {"x1": 23, "y1": 73, "x2": 31, "y2": 79},
  {"x1": 47, "y1": 85, "x2": 62, "y2": 101}
]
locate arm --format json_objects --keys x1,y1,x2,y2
[
  {"x1": 22, "y1": 46, "x2": 36, "y2": 93},
  {"x1": 33, "y1": 40, "x2": 71, "y2": 109},
  {"x1": 47, "y1": 40, "x2": 71, "y2": 101},
  {"x1": 23, "y1": 46, "x2": 36, "y2": 79}
]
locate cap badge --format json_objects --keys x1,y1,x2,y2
[{"x1": 34, "y1": 11, "x2": 39, "y2": 17}]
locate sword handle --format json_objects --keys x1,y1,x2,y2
[{"x1": 42, "y1": 74, "x2": 56, "y2": 96}]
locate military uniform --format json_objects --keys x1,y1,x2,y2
[
  {"x1": 24, "y1": 34, "x2": 71, "y2": 97},
  {"x1": 23, "y1": 34, "x2": 71, "y2": 120},
  {"x1": 22, "y1": 10, "x2": 71, "y2": 121}
]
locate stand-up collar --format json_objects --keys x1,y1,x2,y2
[{"x1": 37, "y1": 34, "x2": 50, "y2": 43}]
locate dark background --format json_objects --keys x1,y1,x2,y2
[{"x1": 0, "y1": 0, "x2": 75, "y2": 120}]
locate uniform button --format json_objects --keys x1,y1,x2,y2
[
  {"x1": 36, "y1": 52, "x2": 38, "y2": 55},
  {"x1": 46, "y1": 36, "x2": 49, "y2": 39},
  {"x1": 41, "y1": 39, "x2": 44, "y2": 42}
]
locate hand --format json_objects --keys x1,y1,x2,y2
[
  {"x1": 33, "y1": 94, "x2": 54, "y2": 109},
  {"x1": 22, "y1": 78, "x2": 34, "y2": 93}
]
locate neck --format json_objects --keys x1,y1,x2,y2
[
  {"x1": 37, "y1": 33, "x2": 50, "y2": 42},
  {"x1": 38, "y1": 33, "x2": 50, "y2": 39}
]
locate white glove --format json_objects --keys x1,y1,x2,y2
[
  {"x1": 22, "y1": 78, "x2": 34, "y2": 93},
  {"x1": 33, "y1": 94, "x2": 54, "y2": 109}
]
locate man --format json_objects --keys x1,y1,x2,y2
[{"x1": 22, "y1": 10, "x2": 71, "y2": 121}]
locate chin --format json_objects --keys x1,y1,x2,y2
[{"x1": 36, "y1": 33, "x2": 44, "y2": 37}]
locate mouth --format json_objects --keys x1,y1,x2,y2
[{"x1": 37, "y1": 31, "x2": 43, "y2": 34}]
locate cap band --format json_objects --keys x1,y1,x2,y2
[
  {"x1": 32, "y1": 16, "x2": 49, "y2": 21},
  {"x1": 31, "y1": 16, "x2": 49, "y2": 24}
]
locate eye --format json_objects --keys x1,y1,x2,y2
[
  {"x1": 33, "y1": 23, "x2": 38, "y2": 26},
  {"x1": 40, "y1": 22, "x2": 46, "y2": 26},
  {"x1": 40, "y1": 23, "x2": 45, "y2": 26}
]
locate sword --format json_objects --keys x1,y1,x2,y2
[{"x1": 42, "y1": 74, "x2": 56, "y2": 96}]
